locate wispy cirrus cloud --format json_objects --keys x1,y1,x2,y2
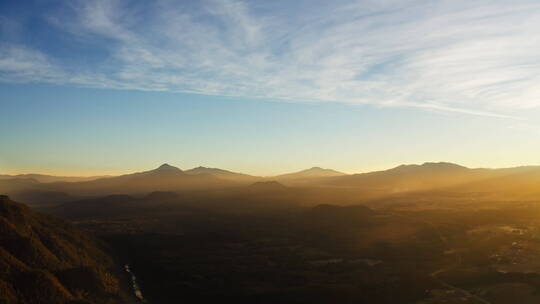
[{"x1": 1, "y1": 0, "x2": 540, "y2": 118}]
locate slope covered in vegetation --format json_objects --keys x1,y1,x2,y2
[{"x1": 0, "y1": 195, "x2": 133, "y2": 304}]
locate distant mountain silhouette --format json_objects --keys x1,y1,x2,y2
[
  {"x1": 0, "y1": 174, "x2": 107, "y2": 183},
  {"x1": 449, "y1": 165, "x2": 540, "y2": 198},
  {"x1": 148, "y1": 163, "x2": 184, "y2": 174},
  {"x1": 185, "y1": 166, "x2": 260, "y2": 183},
  {"x1": 1, "y1": 164, "x2": 238, "y2": 202},
  {"x1": 248, "y1": 181, "x2": 288, "y2": 191},
  {"x1": 327, "y1": 162, "x2": 479, "y2": 193},
  {"x1": 4, "y1": 162, "x2": 540, "y2": 202},
  {"x1": 0, "y1": 177, "x2": 40, "y2": 192},
  {"x1": 277, "y1": 167, "x2": 346, "y2": 179},
  {"x1": 0, "y1": 178, "x2": 75, "y2": 207},
  {"x1": 392, "y1": 162, "x2": 467, "y2": 172},
  {"x1": 0, "y1": 195, "x2": 132, "y2": 303},
  {"x1": 321, "y1": 162, "x2": 540, "y2": 200},
  {"x1": 273, "y1": 167, "x2": 346, "y2": 185},
  {"x1": 42, "y1": 164, "x2": 234, "y2": 196}
]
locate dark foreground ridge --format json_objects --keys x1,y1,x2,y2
[{"x1": 0, "y1": 195, "x2": 134, "y2": 304}]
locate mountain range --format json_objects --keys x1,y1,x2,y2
[
  {"x1": 1, "y1": 164, "x2": 342, "y2": 185},
  {"x1": 2, "y1": 162, "x2": 540, "y2": 206}
]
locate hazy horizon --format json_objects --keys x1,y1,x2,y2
[{"x1": 3, "y1": 160, "x2": 540, "y2": 178}]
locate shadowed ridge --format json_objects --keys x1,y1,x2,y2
[
  {"x1": 0, "y1": 195, "x2": 133, "y2": 303},
  {"x1": 0, "y1": 195, "x2": 32, "y2": 233},
  {"x1": 144, "y1": 191, "x2": 179, "y2": 201},
  {"x1": 248, "y1": 181, "x2": 287, "y2": 191},
  {"x1": 53, "y1": 194, "x2": 138, "y2": 219}
]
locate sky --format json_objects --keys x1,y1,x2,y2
[{"x1": 1, "y1": 0, "x2": 540, "y2": 176}]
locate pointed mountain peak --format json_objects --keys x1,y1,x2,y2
[{"x1": 154, "y1": 163, "x2": 183, "y2": 172}]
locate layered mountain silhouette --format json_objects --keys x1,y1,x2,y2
[
  {"x1": 0, "y1": 195, "x2": 132, "y2": 303},
  {"x1": 3, "y1": 162, "x2": 540, "y2": 205},
  {"x1": 449, "y1": 165, "x2": 540, "y2": 198},
  {"x1": 39, "y1": 164, "x2": 233, "y2": 196},
  {"x1": 318, "y1": 162, "x2": 540, "y2": 200},
  {"x1": 327, "y1": 162, "x2": 539, "y2": 193},
  {"x1": 327, "y1": 162, "x2": 474, "y2": 190}
]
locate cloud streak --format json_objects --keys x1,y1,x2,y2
[{"x1": 2, "y1": 0, "x2": 540, "y2": 117}]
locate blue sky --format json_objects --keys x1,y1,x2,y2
[{"x1": 1, "y1": 0, "x2": 540, "y2": 175}]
